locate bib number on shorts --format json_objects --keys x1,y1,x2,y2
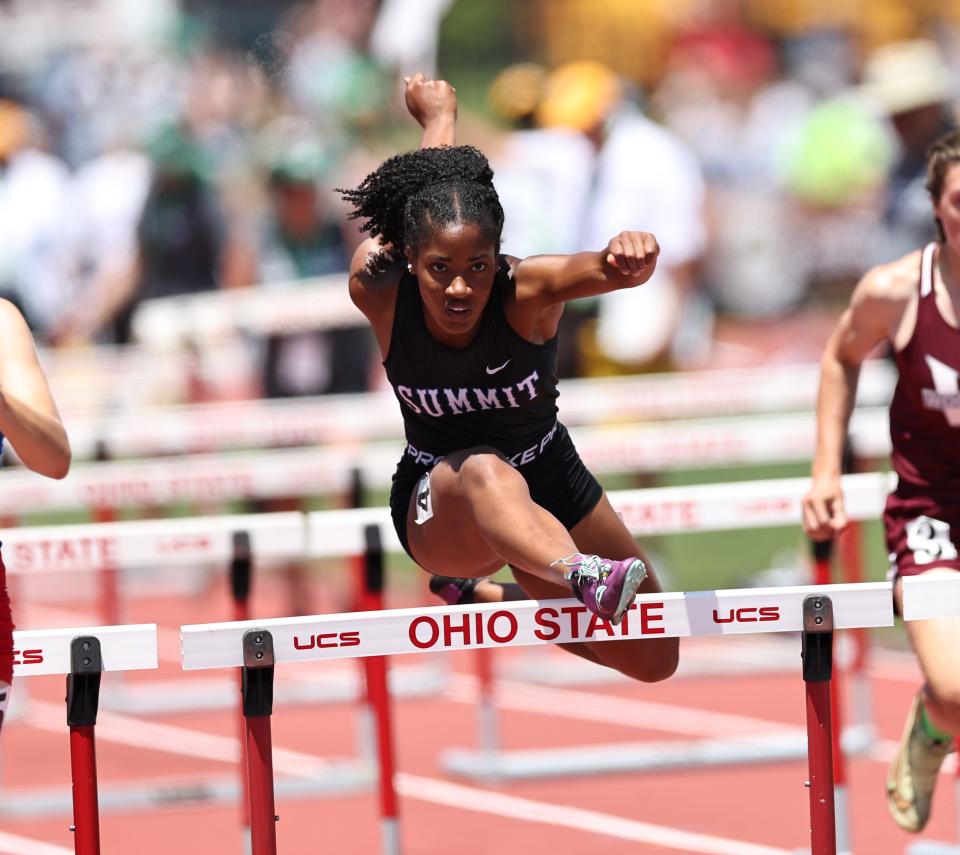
[
  {"x1": 415, "y1": 473, "x2": 433, "y2": 526},
  {"x1": 907, "y1": 515, "x2": 959, "y2": 565}
]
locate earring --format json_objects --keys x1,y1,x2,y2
[{"x1": 407, "y1": 264, "x2": 414, "y2": 273}]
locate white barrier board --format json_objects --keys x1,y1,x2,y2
[
  {"x1": 0, "y1": 513, "x2": 304, "y2": 575},
  {"x1": 60, "y1": 361, "x2": 896, "y2": 458},
  {"x1": 0, "y1": 472, "x2": 894, "y2": 571},
  {"x1": 0, "y1": 429, "x2": 895, "y2": 516},
  {"x1": 13, "y1": 624, "x2": 158, "y2": 677},
  {"x1": 181, "y1": 582, "x2": 894, "y2": 669},
  {"x1": 305, "y1": 472, "x2": 895, "y2": 557}
]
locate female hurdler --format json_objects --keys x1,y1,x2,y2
[
  {"x1": 342, "y1": 75, "x2": 678, "y2": 682},
  {"x1": 0, "y1": 299, "x2": 72, "y2": 732},
  {"x1": 804, "y1": 128, "x2": 960, "y2": 831}
]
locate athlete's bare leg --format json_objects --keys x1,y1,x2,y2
[
  {"x1": 513, "y1": 492, "x2": 678, "y2": 683},
  {"x1": 407, "y1": 448, "x2": 594, "y2": 584},
  {"x1": 895, "y1": 567, "x2": 960, "y2": 735},
  {"x1": 416, "y1": 466, "x2": 677, "y2": 681}
]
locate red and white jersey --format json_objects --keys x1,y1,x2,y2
[{"x1": 890, "y1": 242, "x2": 960, "y2": 492}]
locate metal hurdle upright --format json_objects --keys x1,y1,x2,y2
[{"x1": 0, "y1": 623, "x2": 158, "y2": 853}]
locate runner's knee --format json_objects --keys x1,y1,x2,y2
[
  {"x1": 457, "y1": 450, "x2": 522, "y2": 496},
  {"x1": 615, "y1": 638, "x2": 679, "y2": 683}
]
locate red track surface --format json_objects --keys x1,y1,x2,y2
[{"x1": 1, "y1": 576, "x2": 954, "y2": 855}]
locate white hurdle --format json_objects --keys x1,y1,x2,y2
[
  {"x1": 57, "y1": 360, "x2": 896, "y2": 460},
  {"x1": 182, "y1": 585, "x2": 895, "y2": 666},
  {"x1": 180, "y1": 581, "x2": 895, "y2": 855},
  {"x1": 1, "y1": 513, "x2": 443, "y2": 715},
  {"x1": 2, "y1": 609, "x2": 377, "y2": 832},
  {"x1": 2, "y1": 408, "x2": 891, "y2": 510},
  {"x1": 2, "y1": 411, "x2": 889, "y2": 514},
  {"x1": 0, "y1": 623, "x2": 157, "y2": 855},
  {"x1": 305, "y1": 471, "x2": 894, "y2": 554}
]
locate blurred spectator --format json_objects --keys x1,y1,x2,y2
[
  {"x1": 860, "y1": 39, "x2": 958, "y2": 261},
  {"x1": 282, "y1": 0, "x2": 391, "y2": 141},
  {"x1": 56, "y1": 122, "x2": 244, "y2": 344},
  {"x1": 0, "y1": 96, "x2": 72, "y2": 341},
  {"x1": 52, "y1": 135, "x2": 152, "y2": 344},
  {"x1": 247, "y1": 118, "x2": 373, "y2": 396},
  {"x1": 536, "y1": 60, "x2": 708, "y2": 372},
  {"x1": 779, "y1": 95, "x2": 893, "y2": 295},
  {"x1": 487, "y1": 63, "x2": 593, "y2": 257},
  {"x1": 654, "y1": 17, "x2": 813, "y2": 321},
  {"x1": 485, "y1": 63, "x2": 594, "y2": 377}
]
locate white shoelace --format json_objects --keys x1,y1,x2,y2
[{"x1": 550, "y1": 553, "x2": 606, "y2": 581}]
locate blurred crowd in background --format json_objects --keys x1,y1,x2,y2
[{"x1": 1, "y1": 0, "x2": 959, "y2": 399}]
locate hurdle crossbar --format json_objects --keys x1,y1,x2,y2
[
  {"x1": 59, "y1": 398, "x2": 892, "y2": 464},
  {"x1": 55, "y1": 357, "x2": 895, "y2": 458},
  {"x1": 0, "y1": 471, "x2": 893, "y2": 559},
  {"x1": 1, "y1": 513, "x2": 442, "y2": 715},
  {"x1": 12, "y1": 624, "x2": 157, "y2": 677},
  {"x1": 304, "y1": 472, "x2": 894, "y2": 558},
  {"x1": 181, "y1": 583, "x2": 894, "y2": 669},
  {"x1": 4, "y1": 419, "x2": 893, "y2": 515}
]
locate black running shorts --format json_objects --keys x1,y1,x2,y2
[{"x1": 389, "y1": 422, "x2": 603, "y2": 561}]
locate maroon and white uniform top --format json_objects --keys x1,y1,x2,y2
[
  {"x1": 885, "y1": 243, "x2": 960, "y2": 576},
  {"x1": 889, "y1": 242, "x2": 960, "y2": 493}
]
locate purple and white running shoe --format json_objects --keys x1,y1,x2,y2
[{"x1": 555, "y1": 554, "x2": 648, "y2": 625}]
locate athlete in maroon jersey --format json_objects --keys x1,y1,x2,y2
[
  {"x1": 0, "y1": 298, "x2": 72, "y2": 734},
  {"x1": 803, "y1": 128, "x2": 960, "y2": 832}
]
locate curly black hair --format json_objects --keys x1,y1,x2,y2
[{"x1": 339, "y1": 145, "x2": 505, "y2": 271}]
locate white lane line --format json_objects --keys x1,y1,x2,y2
[
  {"x1": 25, "y1": 701, "x2": 337, "y2": 775},
  {"x1": 21, "y1": 702, "x2": 794, "y2": 854},
  {"x1": 397, "y1": 772, "x2": 794, "y2": 855},
  {"x1": 445, "y1": 674, "x2": 803, "y2": 737},
  {"x1": 0, "y1": 831, "x2": 74, "y2": 855}
]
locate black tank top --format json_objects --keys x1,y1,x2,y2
[
  {"x1": 383, "y1": 264, "x2": 559, "y2": 463},
  {"x1": 890, "y1": 242, "x2": 960, "y2": 490}
]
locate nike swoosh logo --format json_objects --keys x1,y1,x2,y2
[
  {"x1": 486, "y1": 360, "x2": 511, "y2": 375},
  {"x1": 595, "y1": 584, "x2": 607, "y2": 605}
]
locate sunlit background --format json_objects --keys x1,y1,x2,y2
[{"x1": 1, "y1": 2, "x2": 958, "y2": 852}]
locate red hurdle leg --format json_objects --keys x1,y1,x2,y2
[
  {"x1": 246, "y1": 716, "x2": 277, "y2": 855},
  {"x1": 810, "y1": 540, "x2": 852, "y2": 854},
  {"x1": 69, "y1": 725, "x2": 100, "y2": 855},
  {"x1": 242, "y1": 630, "x2": 278, "y2": 855},
  {"x1": 360, "y1": 524, "x2": 402, "y2": 855},
  {"x1": 67, "y1": 636, "x2": 104, "y2": 855},
  {"x1": 803, "y1": 594, "x2": 837, "y2": 855}
]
